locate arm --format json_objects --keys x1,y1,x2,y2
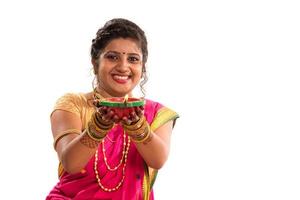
[
  {"x1": 51, "y1": 110, "x2": 98, "y2": 174},
  {"x1": 121, "y1": 105, "x2": 178, "y2": 170},
  {"x1": 134, "y1": 120, "x2": 174, "y2": 169}
]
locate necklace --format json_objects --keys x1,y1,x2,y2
[
  {"x1": 94, "y1": 131, "x2": 131, "y2": 192},
  {"x1": 102, "y1": 131, "x2": 126, "y2": 171}
]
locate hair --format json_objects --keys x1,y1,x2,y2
[{"x1": 91, "y1": 18, "x2": 148, "y2": 96}]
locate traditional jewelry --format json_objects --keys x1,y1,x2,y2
[
  {"x1": 130, "y1": 123, "x2": 151, "y2": 143},
  {"x1": 86, "y1": 122, "x2": 106, "y2": 141},
  {"x1": 122, "y1": 116, "x2": 145, "y2": 130},
  {"x1": 53, "y1": 129, "x2": 81, "y2": 150},
  {"x1": 123, "y1": 116, "x2": 152, "y2": 143},
  {"x1": 142, "y1": 132, "x2": 154, "y2": 145},
  {"x1": 94, "y1": 132, "x2": 131, "y2": 192},
  {"x1": 102, "y1": 131, "x2": 126, "y2": 171},
  {"x1": 93, "y1": 88, "x2": 103, "y2": 101}
]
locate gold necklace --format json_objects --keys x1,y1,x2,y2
[
  {"x1": 94, "y1": 132, "x2": 131, "y2": 192},
  {"x1": 102, "y1": 131, "x2": 126, "y2": 171},
  {"x1": 93, "y1": 88, "x2": 106, "y2": 103}
]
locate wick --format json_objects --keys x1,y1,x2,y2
[{"x1": 123, "y1": 94, "x2": 129, "y2": 106}]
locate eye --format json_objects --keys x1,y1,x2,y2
[
  {"x1": 105, "y1": 53, "x2": 119, "y2": 61},
  {"x1": 128, "y1": 56, "x2": 140, "y2": 63}
]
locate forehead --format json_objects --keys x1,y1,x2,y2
[{"x1": 103, "y1": 38, "x2": 142, "y2": 54}]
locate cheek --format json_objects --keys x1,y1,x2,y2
[
  {"x1": 133, "y1": 67, "x2": 143, "y2": 78},
  {"x1": 98, "y1": 63, "x2": 110, "y2": 76}
]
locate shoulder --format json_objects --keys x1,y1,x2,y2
[
  {"x1": 51, "y1": 92, "x2": 91, "y2": 117},
  {"x1": 54, "y1": 92, "x2": 91, "y2": 105}
]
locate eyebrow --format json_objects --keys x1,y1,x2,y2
[{"x1": 105, "y1": 51, "x2": 141, "y2": 57}]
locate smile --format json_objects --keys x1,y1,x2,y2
[{"x1": 112, "y1": 75, "x2": 130, "y2": 84}]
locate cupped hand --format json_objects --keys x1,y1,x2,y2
[
  {"x1": 121, "y1": 106, "x2": 144, "y2": 125},
  {"x1": 93, "y1": 99, "x2": 120, "y2": 124},
  {"x1": 97, "y1": 106, "x2": 121, "y2": 124}
]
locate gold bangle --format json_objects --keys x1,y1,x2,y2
[
  {"x1": 89, "y1": 118, "x2": 111, "y2": 137},
  {"x1": 130, "y1": 123, "x2": 151, "y2": 143},
  {"x1": 95, "y1": 112, "x2": 114, "y2": 126},
  {"x1": 53, "y1": 129, "x2": 81, "y2": 150},
  {"x1": 125, "y1": 119, "x2": 148, "y2": 136},
  {"x1": 86, "y1": 122, "x2": 106, "y2": 142},
  {"x1": 142, "y1": 132, "x2": 154, "y2": 145},
  {"x1": 123, "y1": 116, "x2": 146, "y2": 131},
  {"x1": 93, "y1": 116, "x2": 114, "y2": 130},
  {"x1": 93, "y1": 112, "x2": 114, "y2": 130},
  {"x1": 125, "y1": 121, "x2": 151, "y2": 143}
]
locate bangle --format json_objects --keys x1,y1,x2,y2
[
  {"x1": 92, "y1": 116, "x2": 114, "y2": 130},
  {"x1": 93, "y1": 112, "x2": 114, "y2": 130},
  {"x1": 124, "y1": 118, "x2": 152, "y2": 143},
  {"x1": 130, "y1": 123, "x2": 151, "y2": 143},
  {"x1": 53, "y1": 129, "x2": 81, "y2": 150},
  {"x1": 86, "y1": 121, "x2": 107, "y2": 142},
  {"x1": 142, "y1": 132, "x2": 154, "y2": 145},
  {"x1": 125, "y1": 118, "x2": 148, "y2": 135},
  {"x1": 122, "y1": 116, "x2": 146, "y2": 131}
]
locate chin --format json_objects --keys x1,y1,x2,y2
[{"x1": 112, "y1": 91, "x2": 131, "y2": 97}]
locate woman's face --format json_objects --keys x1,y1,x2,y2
[{"x1": 94, "y1": 38, "x2": 143, "y2": 97}]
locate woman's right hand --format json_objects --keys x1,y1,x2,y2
[{"x1": 95, "y1": 104, "x2": 121, "y2": 124}]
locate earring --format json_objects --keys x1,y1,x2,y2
[{"x1": 92, "y1": 76, "x2": 98, "y2": 91}]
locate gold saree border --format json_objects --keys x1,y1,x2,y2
[{"x1": 142, "y1": 107, "x2": 179, "y2": 200}]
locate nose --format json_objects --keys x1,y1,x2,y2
[{"x1": 116, "y1": 56, "x2": 130, "y2": 72}]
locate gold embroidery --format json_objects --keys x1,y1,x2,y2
[
  {"x1": 142, "y1": 106, "x2": 179, "y2": 199},
  {"x1": 150, "y1": 107, "x2": 179, "y2": 131}
]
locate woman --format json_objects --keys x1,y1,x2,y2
[{"x1": 46, "y1": 18, "x2": 179, "y2": 200}]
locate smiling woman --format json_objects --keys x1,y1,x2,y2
[
  {"x1": 95, "y1": 38, "x2": 143, "y2": 97},
  {"x1": 46, "y1": 18, "x2": 179, "y2": 200}
]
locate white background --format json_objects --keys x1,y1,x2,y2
[{"x1": 0, "y1": 0, "x2": 299, "y2": 199}]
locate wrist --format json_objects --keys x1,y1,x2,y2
[{"x1": 123, "y1": 117, "x2": 152, "y2": 143}]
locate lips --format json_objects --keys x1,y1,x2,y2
[{"x1": 112, "y1": 74, "x2": 131, "y2": 84}]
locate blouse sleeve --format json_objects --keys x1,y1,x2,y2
[
  {"x1": 51, "y1": 93, "x2": 82, "y2": 118},
  {"x1": 150, "y1": 107, "x2": 179, "y2": 132}
]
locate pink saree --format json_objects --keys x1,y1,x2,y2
[{"x1": 46, "y1": 96, "x2": 178, "y2": 200}]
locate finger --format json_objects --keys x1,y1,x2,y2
[
  {"x1": 93, "y1": 99, "x2": 101, "y2": 107},
  {"x1": 139, "y1": 105, "x2": 144, "y2": 111},
  {"x1": 112, "y1": 115, "x2": 120, "y2": 123},
  {"x1": 105, "y1": 110, "x2": 116, "y2": 122},
  {"x1": 130, "y1": 111, "x2": 140, "y2": 123},
  {"x1": 122, "y1": 116, "x2": 132, "y2": 125},
  {"x1": 101, "y1": 113, "x2": 112, "y2": 123},
  {"x1": 107, "y1": 109, "x2": 115, "y2": 119},
  {"x1": 99, "y1": 106, "x2": 108, "y2": 115},
  {"x1": 135, "y1": 107, "x2": 144, "y2": 117},
  {"x1": 92, "y1": 100, "x2": 98, "y2": 107}
]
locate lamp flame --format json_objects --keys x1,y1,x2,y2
[{"x1": 123, "y1": 94, "x2": 129, "y2": 104}]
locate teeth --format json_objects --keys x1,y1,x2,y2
[{"x1": 114, "y1": 75, "x2": 129, "y2": 80}]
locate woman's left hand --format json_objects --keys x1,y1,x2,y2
[{"x1": 121, "y1": 105, "x2": 144, "y2": 125}]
